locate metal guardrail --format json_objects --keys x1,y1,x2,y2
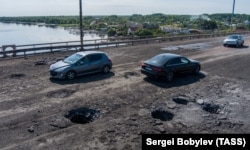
[{"x1": 1, "y1": 31, "x2": 250, "y2": 58}]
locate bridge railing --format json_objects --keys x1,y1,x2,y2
[{"x1": 1, "y1": 31, "x2": 250, "y2": 58}]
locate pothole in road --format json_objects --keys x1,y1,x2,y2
[
  {"x1": 124, "y1": 71, "x2": 140, "y2": 79},
  {"x1": 172, "y1": 97, "x2": 189, "y2": 105},
  {"x1": 202, "y1": 103, "x2": 221, "y2": 114},
  {"x1": 47, "y1": 89, "x2": 76, "y2": 98},
  {"x1": 9, "y1": 73, "x2": 25, "y2": 79},
  {"x1": 65, "y1": 107, "x2": 100, "y2": 124},
  {"x1": 161, "y1": 43, "x2": 213, "y2": 51},
  {"x1": 151, "y1": 109, "x2": 174, "y2": 121},
  {"x1": 35, "y1": 60, "x2": 47, "y2": 65}
]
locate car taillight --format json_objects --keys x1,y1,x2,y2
[
  {"x1": 108, "y1": 58, "x2": 112, "y2": 63},
  {"x1": 141, "y1": 62, "x2": 146, "y2": 67},
  {"x1": 153, "y1": 67, "x2": 163, "y2": 72}
]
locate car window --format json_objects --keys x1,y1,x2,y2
[
  {"x1": 148, "y1": 55, "x2": 169, "y2": 66},
  {"x1": 76, "y1": 57, "x2": 88, "y2": 66},
  {"x1": 88, "y1": 54, "x2": 102, "y2": 63},
  {"x1": 168, "y1": 58, "x2": 181, "y2": 65},
  {"x1": 228, "y1": 35, "x2": 243, "y2": 40},
  {"x1": 228, "y1": 35, "x2": 238, "y2": 39},
  {"x1": 64, "y1": 53, "x2": 83, "y2": 64},
  {"x1": 167, "y1": 57, "x2": 189, "y2": 66},
  {"x1": 180, "y1": 57, "x2": 189, "y2": 64}
]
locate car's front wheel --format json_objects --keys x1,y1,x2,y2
[
  {"x1": 193, "y1": 65, "x2": 200, "y2": 75},
  {"x1": 102, "y1": 65, "x2": 110, "y2": 74},
  {"x1": 166, "y1": 71, "x2": 174, "y2": 82},
  {"x1": 236, "y1": 43, "x2": 240, "y2": 48},
  {"x1": 66, "y1": 71, "x2": 76, "y2": 80}
]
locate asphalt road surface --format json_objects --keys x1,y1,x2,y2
[{"x1": 0, "y1": 36, "x2": 250, "y2": 150}]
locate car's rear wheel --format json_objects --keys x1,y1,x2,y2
[
  {"x1": 166, "y1": 72, "x2": 174, "y2": 82},
  {"x1": 102, "y1": 65, "x2": 110, "y2": 74},
  {"x1": 66, "y1": 71, "x2": 76, "y2": 80}
]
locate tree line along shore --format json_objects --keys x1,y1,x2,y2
[{"x1": 1, "y1": 13, "x2": 249, "y2": 37}]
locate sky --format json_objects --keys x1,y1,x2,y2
[{"x1": 0, "y1": 0, "x2": 249, "y2": 17}]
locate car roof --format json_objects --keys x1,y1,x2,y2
[
  {"x1": 76, "y1": 51, "x2": 105, "y2": 56},
  {"x1": 228, "y1": 34, "x2": 242, "y2": 37},
  {"x1": 155, "y1": 53, "x2": 182, "y2": 61},
  {"x1": 146, "y1": 53, "x2": 182, "y2": 66}
]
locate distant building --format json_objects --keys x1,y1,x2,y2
[
  {"x1": 108, "y1": 25, "x2": 120, "y2": 28},
  {"x1": 89, "y1": 18, "x2": 100, "y2": 26},
  {"x1": 244, "y1": 20, "x2": 249, "y2": 26},
  {"x1": 143, "y1": 22, "x2": 159, "y2": 29},
  {"x1": 161, "y1": 26, "x2": 190, "y2": 34},
  {"x1": 126, "y1": 21, "x2": 143, "y2": 35}
]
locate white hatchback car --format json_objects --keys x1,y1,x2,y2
[{"x1": 223, "y1": 34, "x2": 244, "y2": 47}]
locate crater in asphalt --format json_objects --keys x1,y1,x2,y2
[
  {"x1": 35, "y1": 60, "x2": 47, "y2": 65},
  {"x1": 9, "y1": 73, "x2": 25, "y2": 78},
  {"x1": 161, "y1": 43, "x2": 213, "y2": 51},
  {"x1": 172, "y1": 97, "x2": 189, "y2": 105},
  {"x1": 47, "y1": 89, "x2": 76, "y2": 98},
  {"x1": 202, "y1": 103, "x2": 221, "y2": 114},
  {"x1": 124, "y1": 71, "x2": 140, "y2": 78},
  {"x1": 151, "y1": 109, "x2": 174, "y2": 121},
  {"x1": 65, "y1": 107, "x2": 100, "y2": 124}
]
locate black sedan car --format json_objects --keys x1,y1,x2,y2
[{"x1": 141, "y1": 53, "x2": 201, "y2": 81}]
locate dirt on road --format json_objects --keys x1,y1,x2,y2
[{"x1": 0, "y1": 36, "x2": 250, "y2": 150}]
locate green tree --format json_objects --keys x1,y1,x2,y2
[
  {"x1": 108, "y1": 28, "x2": 116, "y2": 36},
  {"x1": 152, "y1": 29, "x2": 165, "y2": 36},
  {"x1": 195, "y1": 19, "x2": 218, "y2": 30},
  {"x1": 134, "y1": 28, "x2": 153, "y2": 37}
]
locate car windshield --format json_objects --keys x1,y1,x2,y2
[
  {"x1": 227, "y1": 35, "x2": 238, "y2": 39},
  {"x1": 63, "y1": 53, "x2": 83, "y2": 64}
]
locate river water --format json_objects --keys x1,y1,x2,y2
[{"x1": 0, "y1": 22, "x2": 107, "y2": 46}]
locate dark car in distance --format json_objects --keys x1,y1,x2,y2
[
  {"x1": 141, "y1": 53, "x2": 201, "y2": 81},
  {"x1": 50, "y1": 51, "x2": 112, "y2": 80}
]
